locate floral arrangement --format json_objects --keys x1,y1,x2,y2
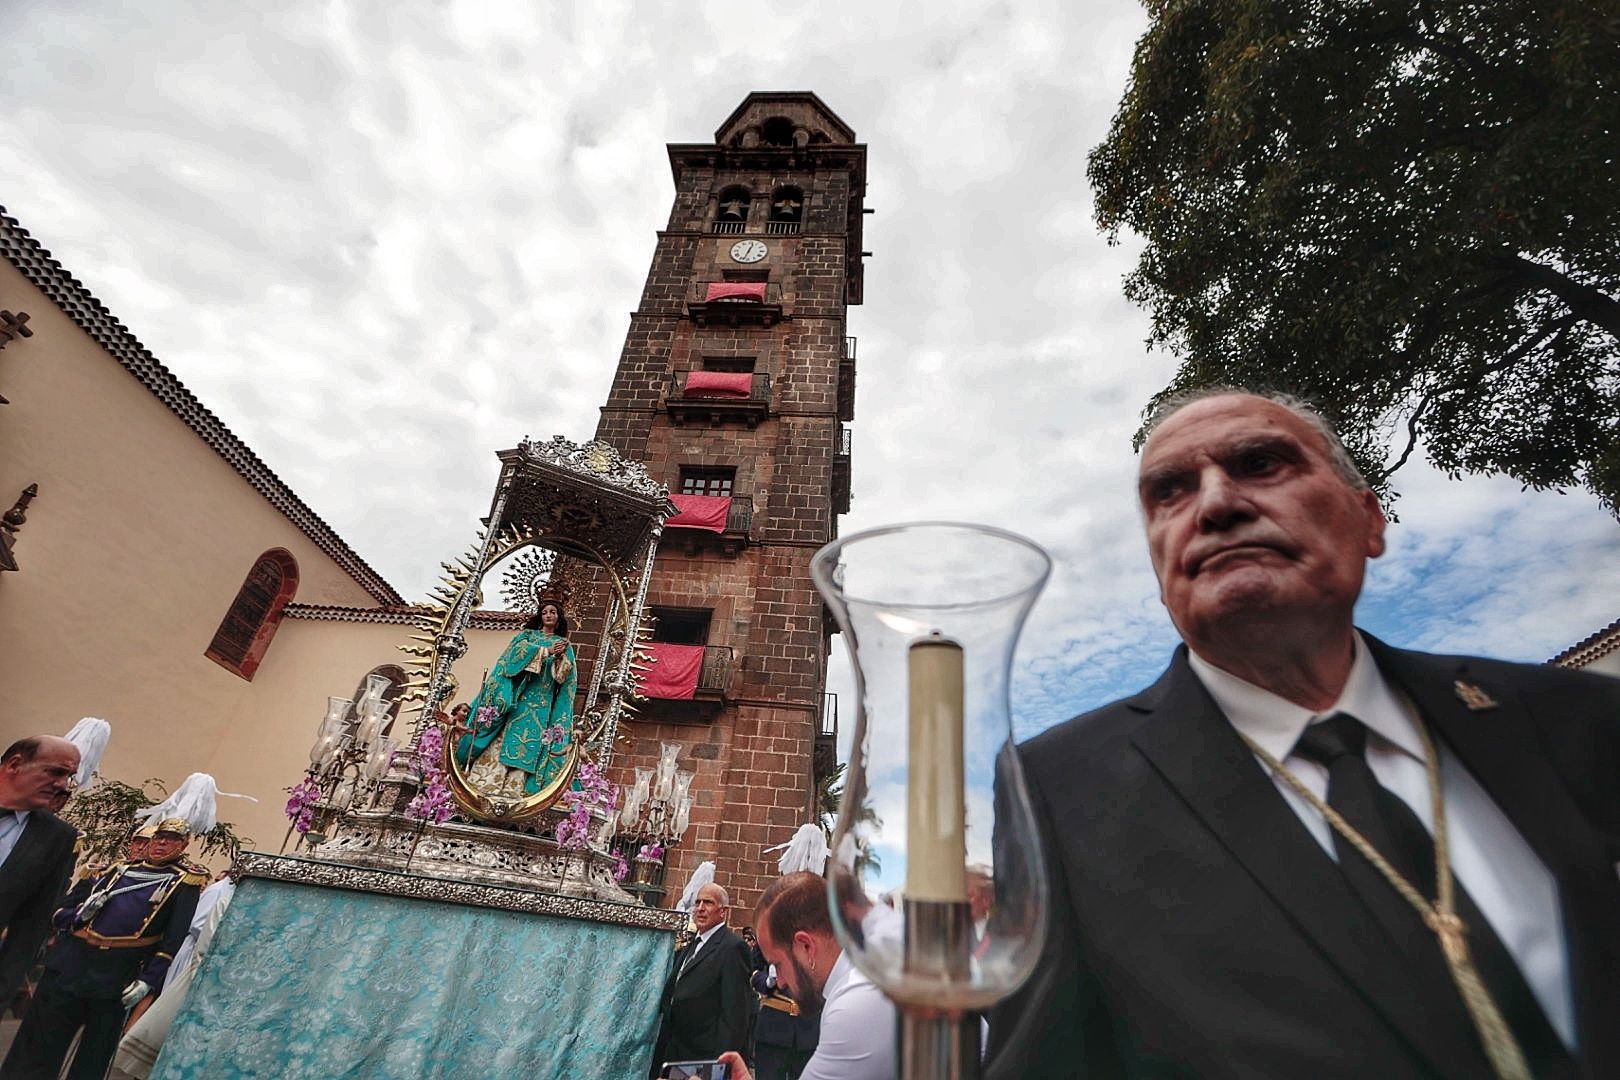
[
  {"x1": 539, "y1": 724, "x2": 568, "y2": 747},
  {"x1": 614, "y1": 854, "x2": 630, "y2": 881},
  {"x1": 473, "y1": 704, "x2": 500, "y2": 732},
  {"x1": 403, "y1": 725, "x2": 453, "y2": 825},
  {"x1": 284, "y1": 777, "x2": 322, "y2": 834},
  {"x1": 555, "y1": 760, "x2": 617, "y2": 852},
  {"x1": 637, "y1": 842, "x2": 664, "y2": 861}
]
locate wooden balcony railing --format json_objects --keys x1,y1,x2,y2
[
  {"x1": 666, "y1": 371, "x2": 772, "y2": 428},
  {"x1": 832, "y1": 426, "x2": 852, "y2": 515},
  {"x1": 687, "y1": 282, "x2": 783, "y2": 328},
  {"x1": 636, "y1": 644, "x2": 735, "y2": 724},
  {"x1": 666, "y1": 493, "x2": 753, "y2": 558},
  {"x1": 838, "y1": 337, "x2": 857, "y2": 422},
  {"x1": 814, "y1": 692, "x2": 839, "y2": 782}
]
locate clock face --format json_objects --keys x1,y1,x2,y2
[{"x1": 729, "y1": 239, "x2": 768, "y2": 264}]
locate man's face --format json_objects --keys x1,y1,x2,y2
[
  {"x1": 0, "y1": 740, "x2": 80, "y2": 810},
  {"x1": 757, "y1": 923, "x2": 828, "y2": 1013},
  {"x1": 128, "y1": 838, "x2": 151, "y2": 862},
  {"x1": 691, "y1": 884, "x2": 727, "y2": 933},
  {"x1": 147, "y1": 833, "x2": 187, "y2": 863},
  {"x1": 1138, "y1": 395, "x2": 1386, "y2": 650}
]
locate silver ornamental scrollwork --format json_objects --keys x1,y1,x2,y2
[
  {"x1": 234, "y1": 851, "x2": 685, "y2": 930},
  {"x1": 516, "y1": 436, "x2": 667, "y2": 501}
]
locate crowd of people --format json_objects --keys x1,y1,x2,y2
[{"x1": 0, "y1": 737, "x2": 233, "y2": 1080}]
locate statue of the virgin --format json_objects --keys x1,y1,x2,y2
[{"x1": 456, "y1": 583, "x2": 578, "y2": 798}]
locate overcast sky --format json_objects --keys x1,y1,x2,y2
[{"x1": 6, "y1": 0, "x2": 1617, "y2": 767}]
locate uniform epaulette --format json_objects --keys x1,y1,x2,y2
[{"x1": 178, "y1": 861, "x2": 211, "y2": 886}]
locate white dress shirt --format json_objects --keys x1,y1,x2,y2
[
  {"x1": 799, "y1": 950, "x2": 895, "y2": 1080},
  {"x1": 0, "y1": 808, "x2": 31, "y2": 868},
  {"x1": 860, "y1": 900, "x2": 903, "y2": 948},
  {"x1": 1188, "y1": 634, "x2": 1574, "y2": 1048},
  {"x1": 678, "y1": 922, "x2": 724, "y2": 977}
]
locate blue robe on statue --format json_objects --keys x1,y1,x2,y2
[{"x1": 457, "y1": 630, "x2": 578, "y2": 797}]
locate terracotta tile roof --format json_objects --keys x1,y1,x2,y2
[
  {"x1": 0, "y1": 206, "x2": 402, "y2": 605},
  {"x1": 1549, "y1": 617, "x2": 1620, "y2": 668},
  {"x1": 285, "y1": 603, "x2": 525, "y2": 629}
]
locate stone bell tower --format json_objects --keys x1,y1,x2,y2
[{"x1": 595, "y1": 92, "x2": 866, "y2": 910}]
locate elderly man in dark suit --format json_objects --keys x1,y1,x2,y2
[
  {"x1": 987, "y1": 389, "x2": 1620, "y2": 1079},
  {"x1": 650, "y1": 882, "x2": 754, "y2": 1078},
  {"x1": 0, "y1": 736, "x2": 80, "y2": 1007}
]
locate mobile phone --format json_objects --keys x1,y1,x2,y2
[{"x1": 661, "y1": 1061, "x2": 729, "y2": 1080}]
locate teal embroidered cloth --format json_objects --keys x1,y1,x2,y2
[{"x1": 152, "y1": 877, "x2": 672, "y2": 1078}]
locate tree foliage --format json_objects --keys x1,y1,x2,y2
[
  {"x1": 817, "y1": 762, "x2": 882, "y2": 877},
  {"x1": 61, "y1": 777, "x2": 250, "y2": 867},
  {"x1": 1090, "y1": 1, "x2": 1620, "y2": 514}
]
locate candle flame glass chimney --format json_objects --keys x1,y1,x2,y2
[{"x1": 812, "y1": 522, "x2": 1051, "y2": 1079}]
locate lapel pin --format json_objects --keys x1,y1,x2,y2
[{"x1": 1453, "y1": 680, "x2": 1498, "y2": 711}]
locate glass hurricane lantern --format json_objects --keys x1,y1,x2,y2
[{"x1": 811, "y1": 522, "x2": 1051, "y2": 1080}]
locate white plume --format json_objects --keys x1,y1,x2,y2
[
  {"x1": 768, "y1": 823, "x2": 830, "y2": 875},
  {"x1": 62, "y1": 717, "x2": 111, "y2": 788},
  {"x1": 676, "y1": 860, "x2": 716, "y2": 913},
  {"x1": 135, "y1": 772, "x2": 257, "y2": 834}
]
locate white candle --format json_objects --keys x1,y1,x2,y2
[{"x1": 906, "y1": 633, "x2": 967, "y2": 902}]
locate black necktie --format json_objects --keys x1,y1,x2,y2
[
  {"x1": 677, "y1": 936, "x2": 702, "y2": 979},
  {"x1": 1294, "y1": 714, "x2": 1570, "y2": 1077}
]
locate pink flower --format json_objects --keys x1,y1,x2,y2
[{"x1": 284, "y1": 778, "x2": 322, "y2": 828}]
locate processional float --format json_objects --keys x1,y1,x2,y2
[{"x1": 154, "y1": 438, "x2": 695, "y2": 1080}]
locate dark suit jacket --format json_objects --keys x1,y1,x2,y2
[
  {"x1": 652, "y1": 924, "x2": 755, "y2": 1069},
  {"x1": 986, "y1": 636, "x2": 1620, "y2": 1079},
  {"x1": 0, "y1": 810, "x2": 77, "y2": 1001}
]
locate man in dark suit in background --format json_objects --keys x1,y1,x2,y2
[
  {"x1": 987, "y1": 389, "x2": 1620, "y2": 1079},
  {"x1": 0, "y1": 736, "x2": 80, "y2": 1007},
  {"x1": 650, "y1": 882, "x2": 754, "y2": 1078}
]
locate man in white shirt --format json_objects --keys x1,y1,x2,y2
[
  {"x1": 987, "y1": 389, "x2": 1620, "y2": 1079},
  {"x1": 719, "y1": 871, "x2": 895, "y2": 1080}
]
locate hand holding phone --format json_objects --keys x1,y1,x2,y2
[{"x1": 661, "y1": 1061, "x2": 729, "y2": 1080}]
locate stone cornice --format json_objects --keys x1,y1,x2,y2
[{"x1": 284, "y1": 603, "x2": 525, "y2": 630}]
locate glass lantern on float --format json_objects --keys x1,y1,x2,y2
[
  {"x1": 287, "y1": 679, "x2": 401, "y2": 849},
  {"x1": 617, "y1": 741, "x2": 697, "y2": 902},
  {"x1": 811, "y1": 522, "x2": 1051, "y2": 1080}
]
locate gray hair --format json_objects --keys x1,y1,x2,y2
[{"x1": 1142, "y1": 386, "x2": 1369, "y2": 491}]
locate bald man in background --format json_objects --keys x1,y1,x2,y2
[{"x1": 0, "y1": 736, "x2": 80, "y2": 1005}]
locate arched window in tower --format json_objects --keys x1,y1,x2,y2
[
  {"x1": 713, "y1": 185, "x2": 750, "y2": 234},
  {"x1": 768, "y1": 186, "x2": 804, "y2": 235},
  {"x1": 761, "y1": 116, "x2": 795, "y2": 147},
  {"x1": 204, "y1": 548, "x2": 298, "y2": 681}
]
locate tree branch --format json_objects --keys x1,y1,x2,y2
[
  {"x1": 1493, "y1": 254, "x2": 1620, "y2": 340},
  {"x1": 1377, "y1": 312, "x2": 1578, "y2": 485}
]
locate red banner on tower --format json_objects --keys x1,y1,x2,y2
[
  {"x1": 666, "y1": 494, "x2": 731, "y2": 532},
  {"x1": 641, "y1": 642, "x2": 704, "y2": 700}
]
